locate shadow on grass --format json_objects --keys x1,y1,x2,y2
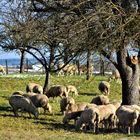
[
  {"x1": 0, "y1": 105, "x2": 11, "y2": 111},
  {"x1": 79, "y1": 92, "x2": 97, "y2": 96}
]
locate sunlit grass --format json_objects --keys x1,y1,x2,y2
[{"x1": 0, "y1": 74, "x2": 138, "y2": 140}]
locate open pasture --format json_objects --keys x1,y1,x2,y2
[{"x1": 0, "y1": 74, "x2": 139, "y2": 140}]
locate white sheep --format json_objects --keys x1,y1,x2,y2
[
  {"x1": 26, "y1": 83, "x2": 43, "y2": 94},
  {"x1": 116, "y1": 105, "x2": 139, "y2": 134},
  {"x1": 91, "y1": 95, "x2": 109, "y2": 105},
  {"x1": 98, "y1": 81, "x2": 110, "y2": 95},
  {"x1": 45, "y1": 85, "x2": 68, "y2": 99},
  {"x1": 9, "y1": 94, "x2": 39, "y2": 118},
  {"x1": 60, "y1": 96, "x2": 75, "y2": 115},
  {"x1": 23, "y1": 93, "x2": 52, "y2": 114},
  {"x1": 75, "y1": 107, "x2": 100, "y2": 133},
  {"x1": 66, "y1": 85, "x2": 78, "y2": 96},
  {"x1": 0, "y1": 65, "x2": 6, "y2": 75}
]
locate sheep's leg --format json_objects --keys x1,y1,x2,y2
[{"x1": 128, "y1": 126, "x2": 130, "y2": 135}]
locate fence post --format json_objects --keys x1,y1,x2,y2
[{"x1": 5, "y1": 60, "x2": 8, "y2": 74}]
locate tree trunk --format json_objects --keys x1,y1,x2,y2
[
  {"x1": 86, "y1": 49, "x2": 92, "y2": 80},
  {"x1": 43, "y1": 70, "x2": 50, "y2": 94},
  {"x1": 117, "y1": 47, "x2": 140, "y2": 105},
  {"x1": 100, "y1": 54, "x2": 105, "y2": 76},
  {"x1": 20, "y1": 50, "x2": 25, "y2": 73}
]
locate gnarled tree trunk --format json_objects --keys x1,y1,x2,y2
[{"x1": 117, "y1": 47, "x2": 140, "y2": 105}]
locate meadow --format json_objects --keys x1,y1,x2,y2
[{"x1": 0, "y1": 74, "x2": 139, "y2": 140}]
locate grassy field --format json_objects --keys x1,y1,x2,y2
[{"x1": 0, "y1": 74, "x2": 139, "y2": 140}]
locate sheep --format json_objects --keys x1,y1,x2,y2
[
  {"x1": 63, "y1": 110, "x2": 83, "y2": 125},
  {"x1": 60, "y1": 96, "x2": 75, "y2": 115},
  {"x1": 75, "y1": 107, "x2": 100, "y2": 133},
  {"x1": 9, "y1": 94, "x2": 39, "y2": 118},
  {"x1": 26, "y1": 83, "x2": 43, "y2": 94},
  {"x1": 116, "y1": 105, "x2": 139, "y2": 134},
  {"x1": 0, "y1": 65, "x2": 6, "y2": 75},
  {"x1": 45, "y1": 85, "x2": 68, "y2": 99},
  {"x1": 90, "y1": 95, "x2": 109, "y2": 105},
  {"x1": 96, "y1": 104, "x2": 117, "y2": 129},
  {"x1": 12, "y1": 91, "x2": 24, "y2": 96},
  {"x1": 66, "y1": 85, "x2": 78, "y2": 96},
  {"x1": 66, "y1": 102, "x2": 89, "y2": 114},
  {"x1": 108, "y1": 69, "x2": 120, "y2": 82},
  {"x1": 98, "y1": 81, "x2": 110, "y2": 95},
  {"x1": 23, "y1": 93, "x2": 52, "y2": 114}
]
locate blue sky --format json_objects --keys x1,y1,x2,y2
[{"x1": 0, "y1": 51, "x2": 33, "y2": 59}]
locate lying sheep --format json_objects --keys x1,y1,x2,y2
[
  {"x1": 116, "y1": 105, "x2": 139, "y2": 134},
  {"x1": 66, "y1": 102, "x2": 89, "y2": 114},
  {"x1": 23, "y1": 93, "x2": 52, "y2": 114},
  {"x1": 60, "y1": 96, "x2": 75, "y2": 115},
  {"x1": 66, "y1": 85, "x2": 78, "y2": 96},
  {"x1": 0, "y1": 65, "x2": 6, "y2": 75},
  {"x1": 63, "y1": 110, "x2": 83, "y2": 125},
  {"x1": 9, "y1": 95, "x2": 39, "y2": 118},
  {"x1": 75, "y1": 107, "x2": 100, "y2": 133},
  {"x1": 45, "y1": 85, "x2": 68, "y2": 99},
  {"x1": 98, "y1": 81, "x2": 110, "y2": 95},
  {"x1": 91, "y1": 95, "x2": 109, "y2": 105},
  {"x1": 26, "y1": 83, "x2": 43, "y2": 94}
]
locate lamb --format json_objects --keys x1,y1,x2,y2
[
  {"x1": 0, "y1": 65, "x2": 6, "y2": 75},
  {"x1": 116, "y1": 105, "x2": 139, "y2": 134},
  {"x1": 63, "y1": 110, "x2": 83, "y2": 125},
  {"x1": 9, "y1": 94, "x2": 39, "y2": 118},
  {"x1": 75, "y1": 107, "x2": 100, "y2": 133},
  {"x1": 23, "y1": 93, "x2": 52, "y2": 114},
  {"x1": 91, "y1": 95, "x2": 109, "y2": 105},
  {"x1": 98, "y1": 81, "x2": 110, "y2": 95},
  {"x1": 60, "y1": 96, "x2": 75, "y2": 115},
  {"x1": 26, "y1": 83, "x2": 43, "y2": 94},
  {"x1": 66, "y1": 85, "x2": 78, "y2": 96},
  {"x1": 45, "y1": 85, "x2": 68, "y2": 99}
]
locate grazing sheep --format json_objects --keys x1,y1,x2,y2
[
  {"x1": 0, "y1": 65, "x2": 6, "y2": 75},
  {"x1": 23, "y1": 93, "x2": 52, "y2": 114},
  {"x1": 91, "y1": 95, "x2": 109, "y2": 105},
  {"x1": 45, "y1": 85, "x2": 68, "y2": 99},
  {"x1": 108, "y1": 69, "x2": 120, "y2": 82},
  {"x1": 60, "y1": 96, "x2": 75, "y2": 115},
  {"x1": 63, "y1": 110, "x2": 83, "y2": 125},
  {"x1": 66, "y1": 85, "x2": 78, "y2": 96},
  {"x1": 26, "y1": 83, "x2": 43, "y2": 94},
  {"x1": 66, "y1": 102, "x2": 89, "y2": 114},
  {"x1": 97, "y1": 104, "x2": 117, "y2": 129},
  {"x1": 116, "y1": 105, "x2": 139, "y2": 134},
  {"x1": 98, "y1": 81, "x2": 110, "y2": 95},
  {"x1": 9, "y1": 95, "x2": 39, "y2": 118},
  {"x1": 75, "y1": 107, "x2": 100, "y2": 133},
  {"x1": 12, "y1": 91, "x2": 24, "y2": 96}
]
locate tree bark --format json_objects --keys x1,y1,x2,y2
[
  {"x1": 117, "y1": 47, "x2": 140, "y2": 105},
  {"x1": 100, "y1": 54, "x2": 105, "y2": 76},
  {"x1": 43, "y1": 70, "x2": 50, "y2": 94},
  {"x1": 20, "y1": 50, "x2": 25, "y2": 73}
]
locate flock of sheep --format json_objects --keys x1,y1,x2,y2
[{"x1": 8, "y1": 69, "x2": 140, "y2": 135}]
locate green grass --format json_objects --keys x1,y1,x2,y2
[{"x1": 0, "y1": 74, "x2": 139, "y2": 140}]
